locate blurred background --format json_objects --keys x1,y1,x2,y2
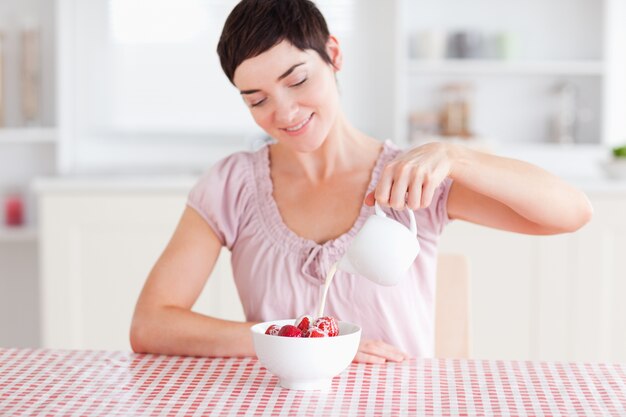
[{"x1": 0, "y1": 0, "x2": 625, "y2": 361}]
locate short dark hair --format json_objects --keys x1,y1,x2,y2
[{"x1": 217, "y1": 0, "x2": 332, "y2": 84}]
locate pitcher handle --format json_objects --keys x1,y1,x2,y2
[{"x1": 374, "y1": 201, "x2": 417, "y2": 235}]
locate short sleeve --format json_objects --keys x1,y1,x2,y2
[
  {"x1": 426, "y1": 177, "x2": 454, "y2": 235},
  {"x1": 186, "y1": 152, "x2": 251, "y2": 250}
]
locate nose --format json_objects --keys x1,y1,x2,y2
[{"x1": 274, "y1": 96, "x2": 299, "y2": 126}]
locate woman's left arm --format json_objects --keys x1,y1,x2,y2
[{"x1": 367, "y1": 142, "x2": 593, "y2": 235}]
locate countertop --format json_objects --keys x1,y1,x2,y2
[
  {"x1": 31, "y1": 174, "x2": 626, "y2": 195},
  {"x1": 2, "y1": 348, "x2": 625, "y2": 416},
  {"x1": 30, "y1": 143, "x2": 626, "y2": 194},
  {"x1": 32, "y1": 174, "x2": 199, "y2": 193}
]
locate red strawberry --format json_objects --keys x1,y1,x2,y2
[
  {"x1": 314, "y1": 317, "x2": 339, "y2": 337},
  {"x1": 295, "y1": 315, "x2": 313, "y2": 333},
  {"x1": 303, "y1": 327, "x2": 327, "y2": 338},
  {"x1": 277, "y1": 325, "x2": 302, "y2": 337},
  {"x1": 265, "y1": 324, "x2": 280, "y2": 336}
]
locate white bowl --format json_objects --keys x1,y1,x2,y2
[
  {"x1": 600, "y1": 158, "x2": 626, "y2": 180},
  {"x1": 250, "y1": 319, "x2": 361, "y2": 390}
]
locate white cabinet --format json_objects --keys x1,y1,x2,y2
[
  {"x1": 0, "y1": 0, "x2": 57, "y2": 347},
  {"x1": 0, "y1": 0, "x2": 57, "y2": 209},
  {"x1": 36, "y1": 183, "x2": 244, "y2": 351},
  {"x1": 439, "y1": 188, "x2": 626, "y2": 362},
  {"x1": 0, "y1": 128, "x2": 57, "y2": 348},
  {"x1": 393, "y1": 0, "x2": 626, "y2": 147}
]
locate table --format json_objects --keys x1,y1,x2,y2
[{"x1": 1, "y1": 349, "x2": 625, "y2": 416}]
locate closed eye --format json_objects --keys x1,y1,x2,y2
[
  {"x1": 291, "y1": 77, "x2": 307, "y2": 87},
  {"x1": 250, "y1": 77, "x2": 306, "y2": 107},
  {"x1": 250, "y1": 98, "x2": 267, "y2": 108}
]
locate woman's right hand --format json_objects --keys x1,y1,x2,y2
[{"x1": 353, "y1": 339, "x2": 410, "y2": 364}]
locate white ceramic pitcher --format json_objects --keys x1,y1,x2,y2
[{"x1": 338, "y1": 202, "x2": 420, "y2": 286}]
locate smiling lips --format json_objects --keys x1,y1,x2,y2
[{"x1": 282, "y1": 113, "x2": 313, "y2": 134}]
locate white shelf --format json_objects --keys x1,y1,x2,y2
[
  {"x1": 0, "y1": 226, "x2": 38, "y2": 242},
  {"x1": 408, "y1": 59, "x2": 605, "y2": 76},
  {"x1": 0, "y1": 128, "x2": 57, "y2": 144}
]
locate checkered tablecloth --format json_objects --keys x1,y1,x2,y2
[{"x1": 1, "y1": 349, "x2": 625, "y2": 416}]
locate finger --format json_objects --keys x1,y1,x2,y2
[
  {"x1": 389, "y1": 165, "x2": 411, "y2": 210},
  {"x1": 376, "y1": 344, "x2": 408, "y2": 362},
  {"x1": 407, "y1": 174, "x2": 424, "y2": 210},
  {"x1": 374, "y1": 164, "x2": 395, "y2": 206},
  {"x1": 360, "y1": 340, "x2": 408, "y2": 362},
  {"x1": 420, "y1": 177, "x2": 437, "y2": 208},
  {"x1": 379, "y1": 341, "x2": 409, "y2": 361},
  {"x1": 363, "y1": 191, "x2": 375, "y2": 206},
  {"x1": 353, "y1": 351, "x2": 386, "y2": 364}
]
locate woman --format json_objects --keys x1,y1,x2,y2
[{"x1": 130, "y1": 0, "x2": 592, "y2": 363}]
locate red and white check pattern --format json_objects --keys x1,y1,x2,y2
[{"x1": 1, "y1": 348, "x2": 625, "y2": 416}]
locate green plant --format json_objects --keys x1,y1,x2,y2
[{"x1": 613, "y1": 144, "x2": 626, "y2": 158}]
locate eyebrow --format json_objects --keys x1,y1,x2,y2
[{"x1": 239, "y1": 62, "x2": 306, "y2": 95}]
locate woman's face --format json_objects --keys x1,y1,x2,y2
[{"x1": 232, "y1": 39, "x2": 342, "y2": 153}]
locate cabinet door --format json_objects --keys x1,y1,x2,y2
[
  {"x1": 439, "y1": 193, "x2": 626, "y2": 362},
  {"x1": 38, "y1": 192, "x2": 244, "y2": 350},
  {"x1": 562, "y1": 194, "x2": 626, "y2": 362},
  {"x1": 438, "y1": 221, "x2": 536, "y2": 360},
  {"x1": 534, "y1": 194, "x2": 626, "y2": 362}
]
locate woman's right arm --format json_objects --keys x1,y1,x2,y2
[{"x1": 130, "y1": 206, "x2": 258, "y2": 357}]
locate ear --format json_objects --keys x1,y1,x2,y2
[{"x1": 326, "y1": 35, "x2": 343, "y2": 71}]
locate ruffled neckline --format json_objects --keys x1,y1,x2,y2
[{"x1": 251, "y1": 140, "x2": 397, "y2": 254}]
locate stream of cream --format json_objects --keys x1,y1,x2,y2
[{"x1": 316, "y1": 262, "x2": 339, "y2": 318}]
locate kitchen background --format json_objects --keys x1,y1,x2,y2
[{"x1": 1, "y1": 0, "x2": 625, "y2": 361}]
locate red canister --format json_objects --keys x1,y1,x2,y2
[{"x1": 4, "y1": 194, "x2": 24, "y2": 226}]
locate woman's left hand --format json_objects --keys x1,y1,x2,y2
[
  {"x1": 353, "y1": 339, "x2": 411, "y2": 364},
  {"x1": 365, "y1": 142, "x2": 455, "y2": 210}
]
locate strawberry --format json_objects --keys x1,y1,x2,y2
[
  {"x1": 303, "y1": 327, "x2": 327, "y2": 338},
  {"x1": 277, "y1": 324, "x2": 302, "y2": 337},
  {"x1": 314, "y1": 317, "x2": 339, "y2": 337},
  {"x1": 265, "y1": 324, "x2": 280, "y2": 336},
  {"x1": 295, "y1": 315, "x2": 314, "y2": 333}
]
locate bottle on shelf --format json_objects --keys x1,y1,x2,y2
[
  {"x1": 550, "y1": 81, "x2": 578, "y2": 144},
  {"x1": 0, "y1": 30, "x2": 5, "y2": 127},
  {"x1": 20, "y1": 21, "x2": 41, "y2": 127},
  {"x1": 409, "y1": 30, "x2": 447, "y2": 61},
  {"x1": 448, "y1": 30, "x2": 484, "y2": 59}
]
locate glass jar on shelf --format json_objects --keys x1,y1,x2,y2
[
  {"x1": 439, "y1": 82, "x2": 474, "y2": 139},
  {"x1": 408, "y1": 109, "x2": 440, "y2": 145}
]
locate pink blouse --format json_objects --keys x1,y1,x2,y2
[{"x1": 187, "y1": 140, "x2": 453, "y2": 357}]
